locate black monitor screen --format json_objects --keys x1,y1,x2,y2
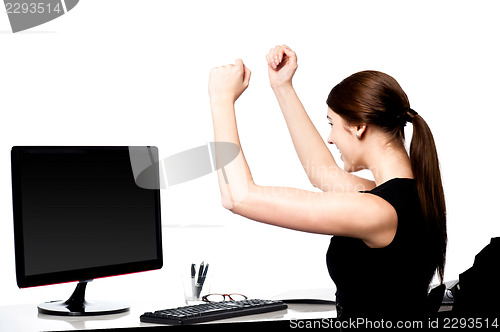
[{"x1": 11, "y1": 146, "x2": 163, "y2": 288}]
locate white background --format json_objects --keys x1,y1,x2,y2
[{"x1": 1, "y1": 0, "x2": 499, "y2": 312}]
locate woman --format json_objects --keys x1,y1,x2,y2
[{"x1": 208, "y1": 45, "x2": 446, "y2": 318}]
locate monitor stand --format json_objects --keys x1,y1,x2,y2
[{"x1": 38, "y1": 280, "x2": 130, "y2": 316}]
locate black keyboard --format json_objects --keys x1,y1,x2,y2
[{"x1": 140, "y1": 299, "x2": 288, "y2": 325}]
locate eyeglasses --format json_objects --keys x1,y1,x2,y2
[{"x1": 202, "y1": 293, "x2": 248, "y2": 303}]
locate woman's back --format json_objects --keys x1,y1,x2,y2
[{"x1": 327, "y1": 178, "x2": 436, "y2": 318}]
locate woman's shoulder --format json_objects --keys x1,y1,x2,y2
[
  {"x1": 368, "y1": 178, "x2": 417, "y2": 201},
  {"x1": 365, "y1": 177, "x2": 421, "y2": 221}
]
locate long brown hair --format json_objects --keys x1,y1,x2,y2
[{"x1": 326, "y1": 70, "x2": 447, "y2": 283}]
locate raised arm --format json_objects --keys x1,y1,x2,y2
[
  {"x1": 208, "y1": 59, "x2": 253, "y2": 210},
  {"x1": 267, "y1": 45, "x2": 375, "y2": 192},
  {"x1": 208, "y1": 59, "x2": 395, "y2": 248}
]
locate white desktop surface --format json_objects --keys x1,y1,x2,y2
[
  {"x1": 0, "y1": 300, "x2": 336, "y2": 331},
  {"x1": 0, "y1": 222, "x2": 337, "y2": 331}
]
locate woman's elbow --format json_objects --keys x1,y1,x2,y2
[
  {"x1": 220, "y1": 181, "x2": 256, "y2": 212},
  {"x1": 309, "y1": 178, "x2": 330, "y2": 192},
  {"x1": 221, "y1": 195, "x2": 235, "y2": 211}
]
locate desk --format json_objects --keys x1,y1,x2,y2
[{"x1": 0, "y1": 301, "x2": 337, "y2": 331}]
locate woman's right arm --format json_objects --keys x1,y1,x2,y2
[{"x1": 267, "y1": 45, "x2": 375, "y2": 192}]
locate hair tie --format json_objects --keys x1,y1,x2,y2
[{"x1": 400, "y1": 107, "x2": 417, "y2": 124}]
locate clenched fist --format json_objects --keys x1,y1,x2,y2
[
  {"x1": 209, "y1": 59, "x2": 251, "y2": 106},
  {"x1": 266, "y1": 45, "x2": 297, "y2": 89}
]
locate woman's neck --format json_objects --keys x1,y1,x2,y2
[{"x1": 367, "y1": 141, "x2": 413, "y2": 186}]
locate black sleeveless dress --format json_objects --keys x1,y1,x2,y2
[{"x1": 326, "y1": 178, "x2": 436, "y2": 318}]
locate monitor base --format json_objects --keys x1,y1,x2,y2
[
  {"x1": 37, "y1": 280, "x2": 130, "y2": 316},
  {"x1": 38, "y1": 300, "x2": 130, "y2": 316}
]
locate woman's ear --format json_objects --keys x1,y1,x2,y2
[{"x1": 355, "y1": 124, "x2": 367, "y2": 139}]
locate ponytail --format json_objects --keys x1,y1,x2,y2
[{"x1": 408, "y1": 112, "x2": 447, "y2": 284}]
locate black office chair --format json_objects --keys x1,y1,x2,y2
[
  {"x1": 427, "y1": 283, "x2": 446, "y2": 315},
  {"x1": 452, "y1": 237, "x2": 500, "y2": 316}
]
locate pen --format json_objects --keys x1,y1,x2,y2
[
  {"x1": 191, "y1": 264, "x2": 196, "y2": 297},
  {"x1": 200, "y1": 263, "x2": 209, "y2": 290},
  {"x1": 202, "y1": 263, "x2": 209, "y2": 279},
  {"x1": 195, "y1": 261, "x2": 204, "y2": 297}
]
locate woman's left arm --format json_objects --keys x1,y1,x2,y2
[{"x1": 209, "y1": 60, "x2": 396, "y2": 245}]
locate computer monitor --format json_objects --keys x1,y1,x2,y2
[{"x1": 11, "y1": 146, "x2": 163, "y2": 316}]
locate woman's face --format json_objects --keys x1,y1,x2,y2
[{"x1": 327, "y1": 108, "x2": 363, "y2": 172}]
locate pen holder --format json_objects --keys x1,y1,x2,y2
[{"x1": 182, "y1": 264, "x2": 212, "y2": 305}]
